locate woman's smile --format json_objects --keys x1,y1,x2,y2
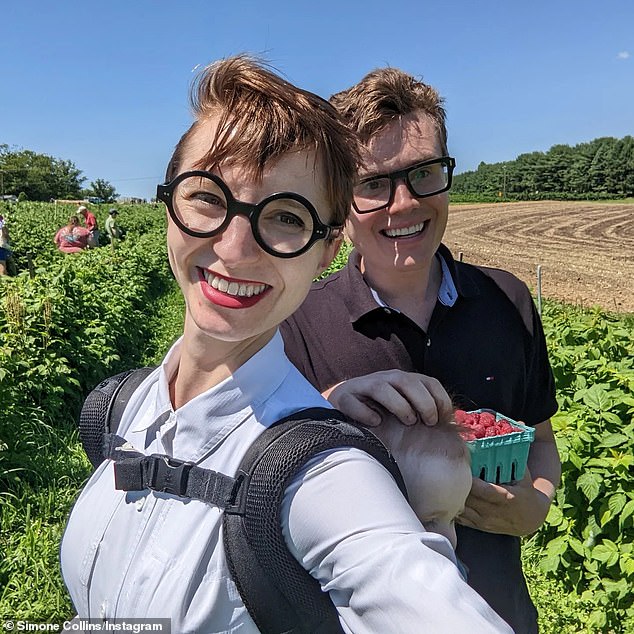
[{"x1": 197, "y1": 267, "x2": 271, "y2": 309}]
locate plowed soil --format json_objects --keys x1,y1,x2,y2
[{"x1": 444, "y1": 201, "x2": 634, "y2": 313}]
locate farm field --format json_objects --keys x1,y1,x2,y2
[{"x1": 445, "y1": 201, "x2": 634, "y2": 313}]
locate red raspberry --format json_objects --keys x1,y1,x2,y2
[
  {"x1": 480, "y1": 412, "x2": 496, "y2": 427},
  {"x1": 454, "y1": 409, "x2": 468, "y2": 424},
  {"x1": 485, "y1": 427, "x2": 499, "y2": 437},
  {"x1": 461, "y1": 430, "x2": 477, "y2": 441}
]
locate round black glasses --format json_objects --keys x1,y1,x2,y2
[
  {"x1": 352, "y1": 156, "x2": 456, "y2": 213},
  {"x1": 157, "y1": 171, "x2": 342, "y2": 258}
]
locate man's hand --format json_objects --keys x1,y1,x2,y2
[
  {"x1": 456, "y1": 467, "x2": 551, "y2": 536},
  {"x1": 324, "y1": 370, "x2": 453, "y2": 427}
]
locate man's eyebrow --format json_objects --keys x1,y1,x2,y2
[{"x1": 358, "y1": 156, "x2": 442, "y2": 180}]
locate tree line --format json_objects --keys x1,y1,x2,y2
[
  {"x1": 452, "y1": 136, "x2": 634, "y2": 200},
  {"x1": 0, "y1": 144, "x2": 117, "y2": 202}
]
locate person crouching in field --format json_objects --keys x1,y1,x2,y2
[
  {"x1": 60, "y1": 55, "x2": 510, "y2": 633},
  {"x1": 54, "y1": 215, "x2": 90, "y2": 253}
]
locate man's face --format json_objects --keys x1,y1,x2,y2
[{"x1": 345, "y1": 111, "x2": 449, "y2": 284}]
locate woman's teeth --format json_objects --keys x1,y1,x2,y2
[
  {"x1": 384, "y1": 221, "x2": 427, "y2": 238},
  {"x1": 203, "y1": 270, "x2": 268, "y2": 297}
]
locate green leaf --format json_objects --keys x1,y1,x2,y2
[
  {"x1": 608, "y1": 493, "x2": 626, "y2": 516},
  {"x1": 600, "y1": 509, "x2": 613, "y2": 527},
  {"x1": 601, "y1": 411, "x2": 624, "y2": 426},
  {"x1": 598, "y1": 432, "x2": 629, "y2": 447},
  {"x1": 582, "y1": 385, "x2": 612, "y2": 411},
  {"x1": 568, "y1": 536, "x2": 585, "y2": 556},
  {"x1": 620, "y1": 500, "x2": 634, "y2": 529},
  {"x1": 588, "y1": 609, "x2": 607, "y2": 630},
  {"x1": 577, "y1": 471, "x2": 602, "y2": 502},
  {"x1": 567, "y1": 449, "x2": 583, "y2": 470},
  {"x1": 545, "y1": 535, "x2": 569, "y2": 556},
  {"x1": 545, "y1": 504, "x2": 564, "y2": 527},
  {"x1": 620, "y1": 554, "x2": 634, "y2": 577},
  {"x1": 539, "y1": 554, "x2": 560, "y2": 573}
]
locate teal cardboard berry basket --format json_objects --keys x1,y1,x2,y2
[{"x1": 465, "y1": 409, "x2": 535, "y2": 484}]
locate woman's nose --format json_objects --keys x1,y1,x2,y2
[{"x1": 212, "y1": 215, "x2": 262, "y2": 264}]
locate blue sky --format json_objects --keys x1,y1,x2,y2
[{"x1": 2, "y1": 0, "x2": 632, "y2": 200}]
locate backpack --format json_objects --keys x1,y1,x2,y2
[{"x1": 78, "y1": 369, "x2": 407, "y2": 634}]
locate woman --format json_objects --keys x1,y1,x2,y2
[
  {"x1": 54, "y1": 214, "x2": 90, "y2": 253},
  {"x1": 60, "y1": 56, "x2": 508, "y2": 633}
]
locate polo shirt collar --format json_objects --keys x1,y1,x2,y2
[{"x1": 343, "y1": 243, "x2": 480, "y2": 323}]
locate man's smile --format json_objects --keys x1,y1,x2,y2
[{"x1": 380, "y1": 220, "x2": 429, "y2": 239}]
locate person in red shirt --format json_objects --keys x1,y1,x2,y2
[{"x1": 77, "y1": 205, "x2": 99, "y2": 247}]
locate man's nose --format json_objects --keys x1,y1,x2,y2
[{"x1": 388, "y1": 178, "x2": 419, "y2": 214}]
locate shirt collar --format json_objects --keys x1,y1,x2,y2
[
  {"x1": 131, "y1": 330, "x2": 291, "y2": 433},
  {"x1": 344, "y1": 243, "x2": 479, "y2": 323}
]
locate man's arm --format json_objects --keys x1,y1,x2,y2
[
  {"x1": 457, "y1": 419, "x2": 561, "y2": 536},
  {"x1": 324, "y1": 369, "x2": 454, "y2": 427}
]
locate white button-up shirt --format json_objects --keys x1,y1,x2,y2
[{"x1": 61, "y1": 331, "x2": 511, "y2": 633}]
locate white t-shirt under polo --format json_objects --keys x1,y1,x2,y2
[{"x1": 61, "y1": 331, "x2": 511, "y2": 634}]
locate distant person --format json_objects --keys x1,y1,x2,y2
[
  {"x1": 104, "y1": 208, "x2": 123, "y2": 248},
  {"x1": 77, "y1": 205, "x2": 99, "y2": 247},
  {"x1": 0, "y1": 215, "x2": 11, "y2": 275},
  {"x1": 54, "y1": 215, "x2": 90, "y2": 253}
]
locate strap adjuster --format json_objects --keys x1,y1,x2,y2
[{"x1": 142, "y1": 454, "x2": 194, "y2": 496}]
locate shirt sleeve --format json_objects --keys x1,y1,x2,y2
[
  {"x1": 522, "y1": 300, "x2": 558, "y2": 425},
  {"x1": 282, "y1": 448, "x2": 513, "y2": 633}
]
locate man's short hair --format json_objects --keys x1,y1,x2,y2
[
  {"x1": 330, "y1": 67, "x2": 448, "y2": 154},
  {"x1": 165, "y1": 54, "x2": 360, "y2": 227}
]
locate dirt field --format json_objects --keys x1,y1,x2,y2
[{"x1": 444, "y1": 201, "x2": 634, "y2": 314}]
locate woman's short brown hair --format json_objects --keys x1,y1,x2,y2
[
  {"x1": 330, "y1": 67, "x2": 448, "y2": 154},
  {"x1": 165, "y1": 55, "x2": 360, "y2": 227}
]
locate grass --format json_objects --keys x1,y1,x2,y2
[{"x1": 0, "y1": 420, "x2": 89, "y2": 622}]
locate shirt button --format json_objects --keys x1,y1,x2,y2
[
  {"x1": 136, "y1": 498, "x2": 145, "y2": 511},
  {"x1": 383, "y1": 308, "x2": 391, "y2": 315}
]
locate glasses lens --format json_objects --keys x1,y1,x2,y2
[
  {"x1": 258, "y1": 198, "x2": 315, "y2": 254},
  {"x1": 409, "y1": 160, "x2": 450, "y2": 196},
  {"x1": 353, "y1": 177, "x2": 391, "y2": 212},
  {"x1": 173, "y1": 175, "x2": 227, "y2": 234}
]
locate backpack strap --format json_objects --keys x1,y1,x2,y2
[
  {"x1": 223, "y1": 407, "x2": 408, "y2": 634},
  {"x1": 78, "y1": 367, "x2": 155, "y2": 468}
]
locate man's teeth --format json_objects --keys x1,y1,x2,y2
[
  {"x1": 384, "y1": 221, "x2": 426, "y2": 237},
  {"x1": 203, "y1": 271, "x2": 268, "y2": 297}
]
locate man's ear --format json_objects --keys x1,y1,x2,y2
[{"x1": 315, "y1": 235, "x2": 343, "y2": 277}]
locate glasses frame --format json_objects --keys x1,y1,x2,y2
[
  {"x1": 352, "y1": 156, "x2": 456, "y2": 214},
  {"x1": 157, "y1": 170, "x2": 343, "y2": 258}
]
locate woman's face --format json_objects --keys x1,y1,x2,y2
[{"x1": 166, "y1": 115, "x2": 340, "y2": 352}]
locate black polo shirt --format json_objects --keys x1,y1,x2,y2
[{"x1": 281, "y1": 243, "x2": 558, "y2": 634}]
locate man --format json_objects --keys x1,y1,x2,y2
[
  {"x1": 77, "y1": 204, "x2": 99, "y2": 247},
  {"x1": 104, "y1": 208, "x2": 122, "y2": 248},
  {"x1": 281, "y1": 67, "x2": 561, "y2": 634}
]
